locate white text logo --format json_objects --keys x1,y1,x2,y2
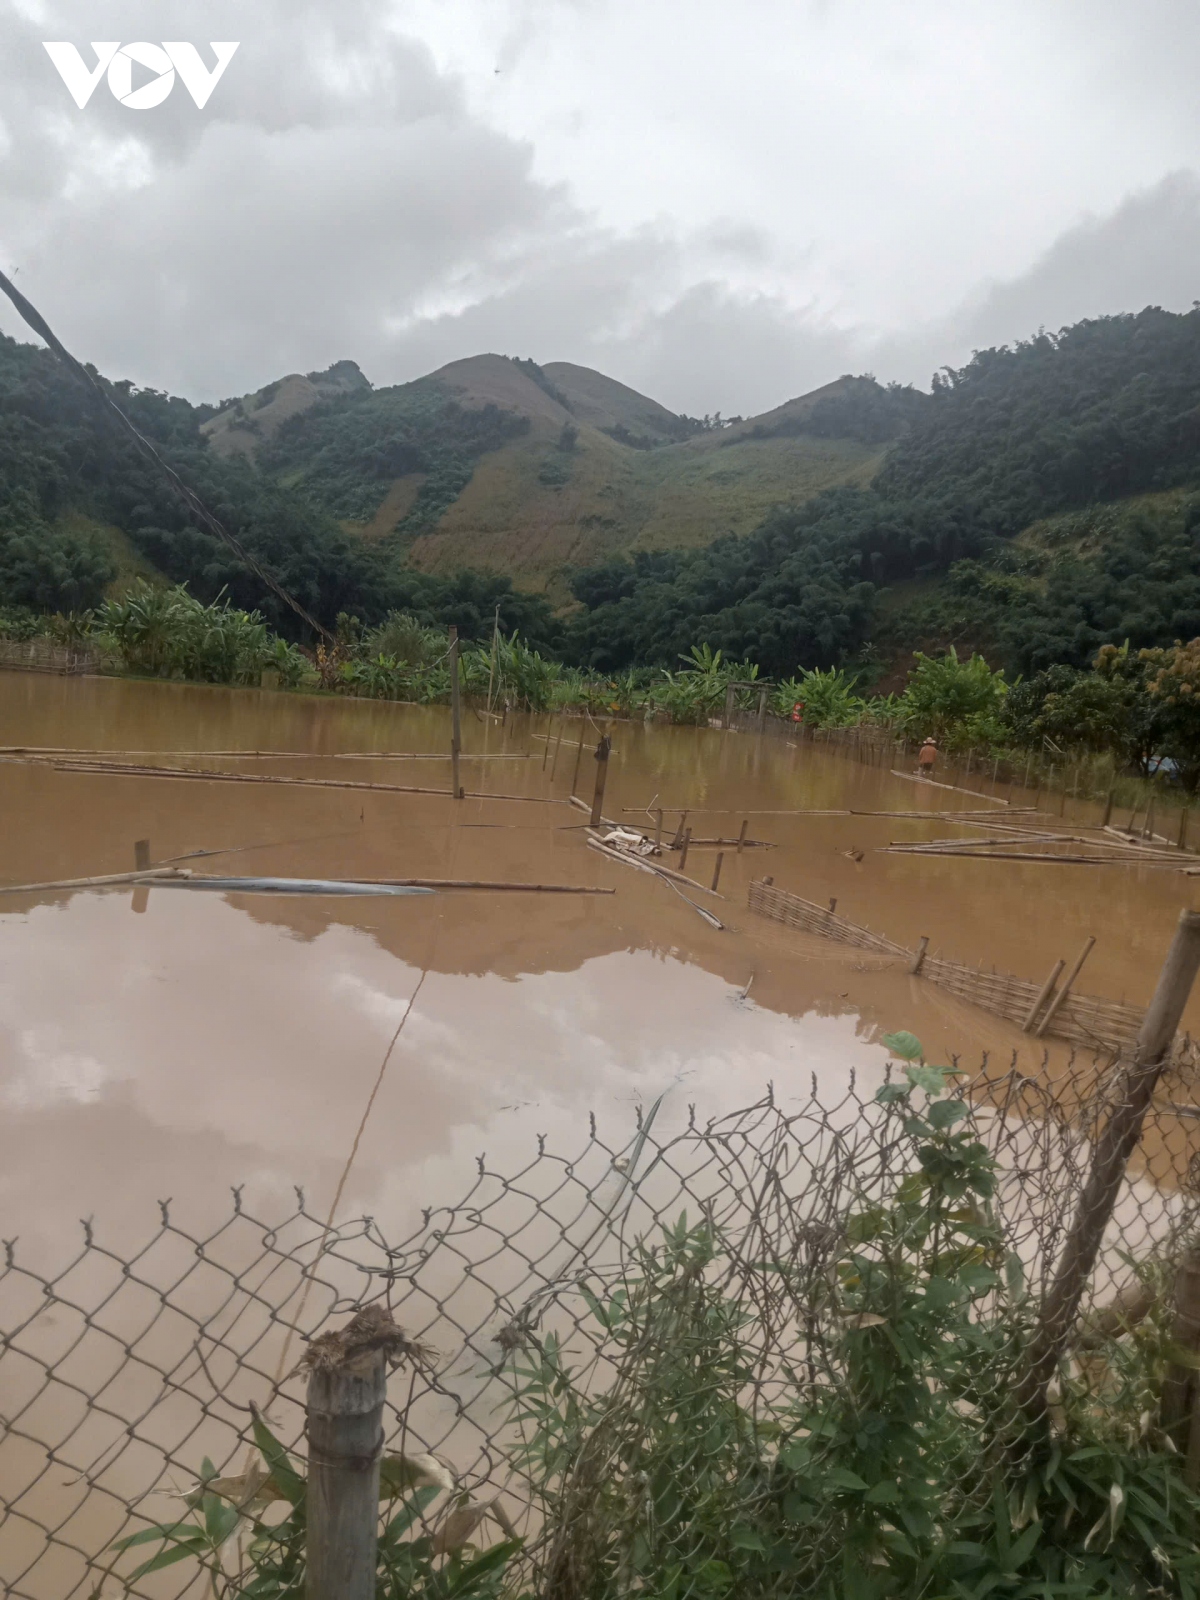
[{"x1": 43, "y1": 43, "x2": 240, "y2": 110}]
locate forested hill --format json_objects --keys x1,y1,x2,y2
[
  {"x1": 1, "y1": 306, "x2": 1199, "y2": 682},
  {"x1": 567, "y1": 308, "x2": 1200, "y2": 678}
]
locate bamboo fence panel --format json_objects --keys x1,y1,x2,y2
[{"x1": 747, "y1": 879, "x2": 1145, "y2": 1055}]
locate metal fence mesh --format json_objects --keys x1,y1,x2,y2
[{"x1": 3, "y1": 1054, "x2": 1199, "y2": 1598}]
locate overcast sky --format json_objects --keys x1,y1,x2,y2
[{"x1": 2, "y1": 0, "x2": 1199, "y2": 414}]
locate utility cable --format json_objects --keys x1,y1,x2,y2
[{"x1": 0, "y1": 266, "x2": 333, "y2": 642}]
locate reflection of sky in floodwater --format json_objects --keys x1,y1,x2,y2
[{"x1": 0, "y1": 889, "x2": 890, "y2": 1261}]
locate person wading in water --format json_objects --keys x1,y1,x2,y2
[{"x1": 917, "y1": 738, "x2": 938, "y2": 776}]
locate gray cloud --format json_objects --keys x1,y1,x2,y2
[{"x1": 0, "y1": 2, "x2": 1197, "y2": 415}]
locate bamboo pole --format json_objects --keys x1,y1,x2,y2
[
  {"x1": 363, "y1": 877, "x2": 614, "y2": 893},
  {"x1": 654, "y1": 809, "x2": 664, "y2": 850},
  {"x1": 1022, "y1": 959, "x2": 1065, "y2": 1031},
  {"x1": 1033, "y1": 937, "x2": 1096, "y2": 1037},
  {"x1": 0, "y1": 867, "x2": 190, "y2": 895},
  {"x1": 542, "y1": 717, "x2": 551, "y2": 770},
  {"x1": 570, "y1": 736, "x2": 584, "y2": 796},
  {"x1": 1102, "y1": 789, "x2": 1114, "y2": 827},
  {"x1": 711, "y1": 852, "x2": 724, "y2": 892},
  {"x1": 672, "y1": 810, "x2": 690, "y2": 848},
  {"x1": 550, "y1": 724, "x2": 564, "y2": 780},
  {"x1": 737, "y1": 819, "x2": 748, "y2": 854},
  {"x1": 679, "y1": 827, "x2": 692, "y2": 871},
  {"x1": 448, "y1": 627, "x2": 463, "y2": 801},
  {"x1": 134, "y1": 839, "x2": 151, "y2": 870},
  {"x1": 1182, "y1": 809, "x2": 1191, "y2": 852},
  {"x1": 12, "y1": 757, "x2": 552, "y2": 804},
  {"x1": 486, "y1": 603, "x2": 500, "y2": 715},
  {"x1": 909, "y1": 936, "x2": 930, "y2": 975},
  {"x1": 585, "y1": 834, "x2": 723, "y2": 897},
  {"x1": 1020, "y1": 910, "x2": 1200, "y2": 1419}
]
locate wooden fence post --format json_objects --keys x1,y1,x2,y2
[
  {"x1": 711, "y1": 852, "x2": 724, "y2": 892},
  {"x1": 305, "y1": 1336, "x2": 387, "y2": 1600},
  {"x1": 1102, "y1": 790, "x2": 1114, "y2": 827},
  {"x1": 571, "y1": 736, "x2": 583, "y2": 797},
  {"x1": 589, "y1": 734, "x2": 611, "y2": 827},
  {"x1": 448, "y1": 627, "x2": 463, "y2": 801},
  {"x1": 909, "y1": 936, "x2": 929, "y2": 975},
  {"x1": 756, "y1": 687, "x2": 768, "y2": 732},
  {"x1": 134, "y1": 839, "x2": 151, "y2": 870},
  {"x1": 723, "y1": 682, "x2": 735, "y2": 730},
  {"x1": 737, "y1": 820, "x2": 748, "y2": 854},
  {"x1": 1019, "y1": 910, "x2": 1200, "y2": 1419},
  {"x1": 679, "y1": 827, "x2": 692, "y2": 871},
  {"x1": 654, "y1": 809, "x2": 664, "y2": 851}
]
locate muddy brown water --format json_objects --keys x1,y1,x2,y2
[
  {"x1": 0, "y1": 671, "x2": 1198, "y2": 1258},
  {"x1": 3, "y1": 672, "x2": 1200, "y2": 1597}
]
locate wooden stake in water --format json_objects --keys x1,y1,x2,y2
[
  {"x1": 672, "y1": 811, "x2": 689, "y2": 849},
  {"x1": 571, "y1": 736, "x2": 583, "y2": 796},
  {"x1": 711, "y1": 852, "x2": 724, "y2": 892},
  {"x1": 1102, "y1": 789, "x2": 1114, "y2": 827},
  {"x1": 486, "y1": 604, "x2": 500, "y2": 716},
  {"x1": 679, "y1": 827, "x2": 692, "y2": 871},
  {"x1": 134, "y1": 839, "x2": 151, "y2": 870},
  {"x1": 448, "y1": 627, "x2": 463, "y2": 801},
  {"x1": 1022, "y1": 957, "x2": 1065, "y2": 1033},
  {"x1": 737, "y1": 819, "x2": 749, "y2": 854},
  {"x1": 550, "y1": 723, "x2": 564, "y2": 779},
  {"x1": 542, "y1": 719, "x2": 552, "y2": 771},
  {"x1": 1181, "y1": 809, "x2": 1191, "y2": 852},
  {"x1": 589, "y1": 734, "x2": 611, "y2": 827},
  {"x1": 1034, "y1": 936, "x2": 1096, "y2": 1038},
  {"x1": 654, "y1": 809, "x2": 664, "y2": 850},
  {"x1": 909, "y1": 936, "x2": 929, "y2": 975}
]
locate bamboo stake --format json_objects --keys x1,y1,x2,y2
[
  {"x1": 134, "y1": 839, "x2": 151, "y2": 870},
  {"x1": 737, "y1": 819, "x2": 748, "y2": 854},
  {"x1": 486, "y1": 603, "x2": 500, "y2": 715},
  {"x1": 1182, "y1": 809, "x2": 1191, "y2": 852},
  {"x1": 679, "y1": 827, "x2": 692, "y2": 871},
  {"x1": 550, "y1": 724, "x2": 564, "y2": 780},
  {"x1": 1034, "y1": 937, "x2": 1096, "y2": 1037},
  {"x1": 448, "y1": 627, "x2": 463, "y2": 801},
  {"x1": 672, "y1": 811, "x2": 690, "y2": 848},
  {"x1": 654, "y1": 809, "x2": 664, "y2": 850},
  {"x1": 711, "y1": 853, "x2": 724, "y2": 892},
  {"x1": 1022, "y1": 959, "x2": 1065, "y2": 1032},
  {"x1": 910, "y1": 936, "x2": 930, "y2": 975},
  {"x1": 571, "y1": 737, "x2": 583, "y2": 796},
  {"x1": 1102, "y1": 789, "x2": 1114, "y2": 827}
]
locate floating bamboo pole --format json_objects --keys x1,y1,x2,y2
[
  {"x1": 0, "y1": 756, "x2": 556, "y2": 804},
  {"x1": 0, "y1": 866, "x2": 191, "y2": 895},
  {"x1": 585, "y1": 834, "x2": 724, "y2": 898}
]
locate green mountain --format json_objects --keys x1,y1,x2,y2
[
  {"x1": 1, "y1": 306, "x2": 1199, "y2": 685},
  {"x1": 204, "y1": 354, "x2": 894, "y2": 600}
]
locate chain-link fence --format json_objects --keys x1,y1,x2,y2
[{"x1": 3, "y1": 1051, "x2": 1200, "y2": 1599}]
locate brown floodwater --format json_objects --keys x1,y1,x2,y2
[
  {"x1": 0, "y1": 669, "x2": 1198, "y2": 1266},
  {"x1": 5, "y1": 671, "x2": 1200, "y2": 1598}
]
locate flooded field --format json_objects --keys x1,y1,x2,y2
[{"x1": 1, "y1": 670, "x2": 1197, "y2": 1261}]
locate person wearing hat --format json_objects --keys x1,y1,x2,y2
[{"x1": 917, "y1": 737, "x2": 938, "y2": 774}]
